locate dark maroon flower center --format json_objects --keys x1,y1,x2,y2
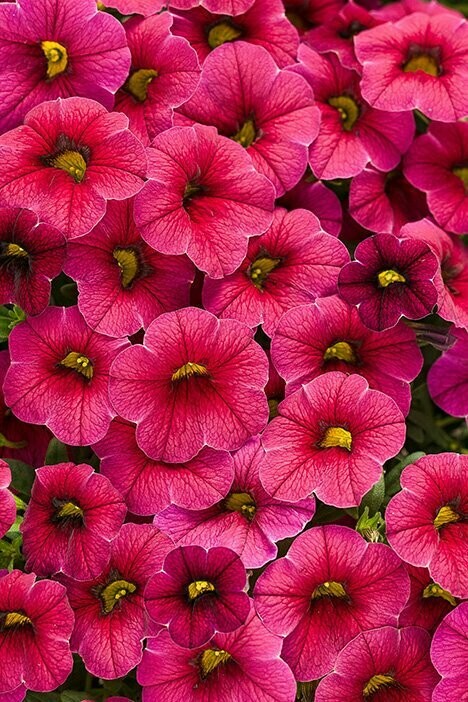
[
  {"x1": 52, "y1": 497, "x2": 84, "y2": 529},
  {"x1": 339, "y1": 21, "x2": 367, "y2": 40},
  {"x1": 403, "y1": 45, "x2": 442, "y2": 77},
  {"x1": 206, "y1": 19, "x2": 243, "y2": 50},
  {"x1": 224, "y1": 491, "x2": 256, "y2": 521},
  {"x1": 0, "y1": 610, "x2": 32, "y2": 632},
  {"x1": 41, "y1": 134, "x2": 91, "y2": 183}
]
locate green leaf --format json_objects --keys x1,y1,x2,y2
[
  {"x1": 0, "y1": 304, "x2": 25, "y2": 342},
  {"x1": 61, "y1": 692, "x2": 93, "y2": 702},
  {"x1": 385, "y1": 451, "x2": 426, "y2": 498},
  {"x1": 360, "y1": 474, "x2": 385, "y2": 515},
  {"x1": 45, "y1": 437, "x2": 69, "y2": 465},
  {"x1": 356, "y1": 507, "x2": 386, "y2": 543},
  {"x1": 26, "y1": 694, "x2": 61, "y2": 702},
  {"x1": 5, "y1": 458, "x2": 35, "y2": 498}
]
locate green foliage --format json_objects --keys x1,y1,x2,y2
[
  {"x1": 45, "y1": 437, "x2": 69, "y2": 465},
  {"x1": 0, "y1": 304, "x2": 25, "y2": 342}
]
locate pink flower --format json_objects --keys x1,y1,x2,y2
[
  {"x1": 4, "y1": 306, "x2": 129, "y2": 446},
  {"x1": 103, "y1": 0, "x2": 165, "y2": 16},
  {"x1": 109, "y1": 307, "x2": 269, "y2": 463},
  {"x1": 202, "y1": 208, "x2": 349, "y2": 337},
  {"x1": 0, "y1": 687, "x2": 25, "y2": 702},
  {"x1": 386, "y1": 452, "x2": 468, "y2": 599},
  {"x1": 176, "y1": 42, "x2": 320, "y2": 196},
  {"x1": 169, "y1": 0, "x2": 256, "y2": 14},
  {"x1": 374, "y1": 0, "x2": 463, "y2": 21},
  {"x1": 0, "y1": 570, "x2": 74, "y2": 693},
  {"x1": 260, "y1": 372, "x2": 405, "y2": 507},
  {"x1": 431, "y1": 602, "x2": 468, "y2": 702},
  {"x1": 399, "y1": 565, "x2": 459, "y2": 634},
  {"x1": 0, "y1": 97, "x2": 147, "y2": 239},
  {"x1": 0, "y1": 0, "x2": 130, "y2": 133},
  {"x1": 65, "y1": 198, "x2": 194, "y2": 338},
  {"x1": 0, "y1": 459, "x2": 15, "y2": 539},
  {"x1": 428, "y1": 329, "x2": 468, "y2": 421},
  {"x1": 155, "y1": 436, "x2": 315, "y2": 569},
  {"x1": 254, "y1": 525, "x2": 410, "y2": 680},
  {"x1": 283, "y1": 0, "x2": 345, "y2": 33},
  {"x1": 278, "y1": 175, "x2": 342, "y2": 237},
  {"x1": 355, "y1": 12, "x2": 468, "y2": 122}
]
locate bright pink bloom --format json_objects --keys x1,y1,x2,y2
[
  {"x1": 0, "y1": 570, "x2": 74, "y2": 693},
  {"x1": 4, "y1": 306, "x2": 129, "y2": 446},
  {"x1": 176, "y1": 42, "x2": 319, "y2": 196},
  {"x1": 0, "y1": 97, "x2": 147, "y2": 239},
  {"x1": 0, "y1": 459, "x2": 15, "y2": 539},
  {"x1": 65, "y1": 198, "x2": 194, "y2": 338},
  {"x1": 431, "y1": 602, "x2": 468, "y2": 702},
  {"x1": 0, "y1": 687, "x2": 25, "y2": 702},
  {"x1": 103, "y1": 0, "x2": 165, "y2": 16},
  {"x1": 399, "y1": 565, "x2": 459, "y2": 634},
  {"x1": 386, "y1": 453, "x2": 468, "y2": 599},
  {"x1": 374, "y1": 0, "x2": 463, "y2": 21},
  {"x1": 169, "y1": 0, "x2": 256, "y2": 14},
  {"x1": 428, "y1": 329, "x2": 468, "y2": 421},
  {"x1": 278, "y1": 176, "x2": 342, "y2": 237},
  {"x1": 271, "y1": 295, "x2": 423, "y2": 415},
  {"x1": 156, "y1": 436, "x2": 315, "y2": 569},
  {"x1": 202, "y1": 208, "x2": 348, "y2": 337},
  {"x1": 283, "y1": 0, "x2": 345, "y2": 33},
  {"x1": 254, "y1": 525, "x2": 410, "y2": 680},
  {"x1": 109, "y1": 307, "x2": 269, "y2": 463},
  {"x1": 260, "y1": 372, "x2": 405, "y2": 507},
  {"x1": 355, "y1": 12, "x2": 468, "y2": 122},
  {"x1": 291, "y1": 45, "x2": 414, "y2": 179}
]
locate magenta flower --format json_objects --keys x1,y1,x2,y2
[
  {"x1": 21, "y1": 462, "x2": 126, "y2": 580},
  {"x1": 0, "y1": 687, "x2": 25, "y2": 702},
  {"x1": 386, "y1": 453, "x2": 468, "y2": 599},
  {"x1": 65, "y1": 198, "x2": 194, "y2": 338},
  {"x1": 375, "y1": 0, "x2": 462, "y2": 21},
  {"x1": 135, "y1": 123, "x2": 274, "y2": 278},
  {"x1": 0, "y1": 0, "x2": 131, "y2": 133},
  {"x1": 103, "y1": 0, "x2": 164, "y2": 15},
  {"x1": 338, "y1": 232, "x2": 439, "y2": 331},
  {"x1": 278, "y1": 176, "x2": 342, "y2": 237},
  {"x1": 61, "y1": 523, "x2": 172, "y2": 679},
  {"x1": 0, "y1": 207, "x2": 65, "y2": 316},
  {"x1": 176, "y1": 42, "x2": 320, "y2": 196},
  {"x1": 400, "y1": 565, "x2": 459, "y2": 634},
  {"x1": 254, "y1": 525, "x2": 410, "y2": 681},
  {"x1": 260, "y1": 372, "x2": 405, "y2": 507},
  {"x1": 431, "y1": 603, "x2": 468, "y2": 702},
  {"x1": 109, "y1": 307, "x2": 269, "y2": 463},
  {"x1": 4, "y1": 306, "x2": 129, "y2": 446},
  {"x1": 203, "y1": 208, "x2": 349, "y2": 337},
  {"x1": 355, "y1": 12, "x2": 468, "y2": 122},
  {"x1": 0, "y1": 570, "x2": 74, "y2": 694},
  {"x1": 271, "y1": 294, "x2": 423, "y2": 415},
  {"x1": 94, "y1": 418, "x2": 234, "y2": 515},
  {"x1": 428, "y1": 329, "x2": 468, "y2": 420},
  {"x1": 0, "y1": 459, "x2": 15, "y2": 539},
  {"x1": 156, "y1": 436, "x2": 315, "y2": 569},
  {"x1": 283, "y1": 0, "x2": 345, "y2": 33},
  {"x1": 291, "y1": 45, "x2": 415, "y2": 179},
  {"x1": 137, "y1": 609, "x2": 296, "y2": 702},
  {"x1": 0, "y1": 97, "x2": 147, "y2": 239},
  {"x1": 170, "y1": 0, "x2": 256, "y2": 14}
]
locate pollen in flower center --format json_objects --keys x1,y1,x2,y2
[
  {"x1": 207, "y1": 20, "x2": 243, "y2": 50},
  {"x1": 323, "y1": 341, "x2": 357, "y2": 364},
  {"x1": 199, "y1": 649, "x2": 232, "y2": 678},
  {"x1": 377, "y1": 269, "x2": 406, "y2": 288},
  {"x1": 453, "y1": 165, "x2": 468, "y2": 190},
  {"x1": 41, "y1": 40, "x2": 68, "y2": 79},
  {"x1": 248, "y1": 255, "x2": 282, "y2": 289},
  {"x1": 363, "y1": 674, "x2": 396, "y2": 697},
  {"x1": 125, "y1": 68, "x2": 158, "y2": 103},
  {"x1": 319, "y1": 427, "x2": 353, "y2": 451},
  {"x1": 231, "y1": 119, "x2": 257, "y2": 148},
  {"x1": 187, "y1": 580, "x2": 216, "y2": 601},
  {"x1": 49, "y1": 150, "x2": 87, "y2": 183},
  {"x1": 53, "y1": 499, "x2": 84, "y2": 524},
  {"x1": 100, "y1": 579, "x2": 137, "y2": 614},
  {"x1": 403, "y1": 52, "x2": 440, "y2": 77},
  {"x1": 328, "y1": 95, "x2": 360, "y2": 131},
  {"x1": 3, "y1": 243, "x2": 28, "y2": 258},
  {"x1": 113, "y1": 247, "x2": 140, "y2": 288},
  {"x1": 0, "y1": 611, "x2": 32, "y2": 630},
  {"x1": 171, "y1": 362, "x2": 210, "y2": 383},
  {"x1": 422, "y1": 582, "x2": 457, "y2": 606},
  {"x1": 224, "y1": 492, "x2": 257, "y2": 521},
  {"x1": 59, "y1": 352, "x2": 94, "y2": 380},
  {"x1": 312, "y1": 581, "x2": 348, "y2": 599},
  {"x1": 434, "y1": 504, "x2": 461, "y2": 530}
]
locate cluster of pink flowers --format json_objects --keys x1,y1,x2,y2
[{"x1": 0, "y1": 0, "x2": 466, "y2": 700}]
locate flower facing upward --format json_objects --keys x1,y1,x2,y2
[
  {"x1": 0, "y1": 459, "x2": 15, "y2": 539},
  {"x1": 399, "y1": 565, "x2": 458, "y2": 634},
  {"x1": 431, "y1": 602, "x2": 468, "y2": 702}
]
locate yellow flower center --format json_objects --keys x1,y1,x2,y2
[
  {"x1": 171, "y1": 362, "x2": 209, "y2": 383},
  {"x1": 434, "y1": 505, "x2": 461, "y2": 530},
  {"x1": 113, "y1": 247, "x2": 140, "y2": 288},
  {"x1": 328, "y1": 96, "x2": 360, "y2": 131},
  {"x1": 312, "y1": 581, "x2": 348, "y2": 599},
  {"x1": 268, "y1": 398, "x2": 280, "y2": 420},
  {"x1": 199, "y1": 649, "x2": 232, "y2": 678},
  {"x1": 41, "y1": 40, "x2": 68, "y2": 79},
  {"x1": 207, "y1": 21, "x2": 243, "y2": 49},
  {"x1": 224, "y1": 492, "x2": 256, "y2": 521},
  {"x1": 125, "y1": 68, "x2": 158, "y2": 103},
  {"x1": 60, "y1": 352, "x2": 94, "y2": 380},
  {"x1": 56, "y1": 501, "x2": 84, "y2": 520},
  {"x1": 50, "y1": 150, "x2": 87, "y2": 183},
  {"x1": 453, "y1": 166, "x2": 468, "y2": 190},
  {"x1": 100, "y1": 579, "x2": 136, "y2": 614},
  {"x1": 248, "y1": 255, "x2": 282, "y2": 290},
  {"x1": 3, "y1": 243, "x2": 28, "y2": 258},
  {"x1": 323, "y1": 341, "x2": 357, "y2": 364},
  {"x1": 187, "y1": 580, "x2": 216, "y2": 601},
  {"x1": 231, "y1": 119, "x2": 257, "y2": 148},
  {"x1": 403, "y1": 54, "x2": 439, "y2": 77},
  {"x1": 422, "y1": 582, "x2": 457, "y2": 607},
  {"x1": 377, "y1": 269, "x2": 406, "y2": 288},
  {"x1": 319, "y1": 427, "x2": 352, "y2": 451},
  {"x1": 97, "y1": 1, "x2": 107, "y2": 9},
  {"x1": 2, "y1": 612, "x2": 32, "y2": 629},
  {"x1": 363, "y1": 674, "x2": 396, "y2": 697}
]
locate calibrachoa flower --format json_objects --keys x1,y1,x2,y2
[
  {"x1": 65, "y1": 198, "x2": 195, "y2": 338},
  {"x1": 0, "y1": 570, "x2": 74, "y2": 693},
  {"x1": 0, "y1": 207, "x2": 65, "y2": 316},
  {"x1": 0, "y1": 97, "x2": 147, "y2": 239},
  {"x1": 278, "y1": 175, "x2": 342, "y2": 237},
  {"x1": 102, "y1": 0, "x2": 165, "y2": 15},
  {"x1": 355, "y1": 11, "x2": 468, "y2": 122},
  {"x1": 0, "y1": 0, "x2": 131, "y2": 133},
  {"x1": 4, "y1": 306, "x2": 129, "y2": 446},
  {"x1": 338, "y1": 232, "x2": 439, "y2": 331},
  {"x1": 176, "y1": 42, "x2": 319, "y2": 196},
  {"x1": 254, "y1": 525, "x2": 410, "y2": 681},
  {"x1": 431, "y1": 602, "x2": 468, "y2": 702},
  {"x1": 135, "y1": 123, "x2": 275, "y2": 278},
  {"x1": 170, "y1": 0, "x2": 256, "y2": 14},
  {"x1": 156, "y1": 436, "x2": 315, "y2": 569},
  {"x1": 61, "y1": 523, "x2": 173, "y2": 679},
  {"x1": 315, "y1": 626, "x2": 439, "y2": 702},
  {"x1": 399, "y1": 565, "x2": 459, "y2": 634},
  {"x1": 0, "y1": 459, "x2": 15, "y2": 539},
  {"x1": 137, "y1": 609, "x2": 296, "y2": 702},
  {"x1": 109, "y1": 307, "x2": 269, "y2": 463},
  {"x1": 260, "y1": 371, "x2": 405, "y2": 507},
  {"x1": 0, "y1": 687, "x2": 25, "y2": 702},
  {"x1": 202, "y1": 207, "x2": 349, "y2": 336},
  {"x1": 94, "y1": 418, "x2": 235, "y2": 515},
  {"x1": 145, "y1": 545, "x2": 250, "y2": 648},
  {"x1": 21, "y1": 462, "x2": 126, "y2": 580},
  {"x1": 271, "y1": 294, "x2": 423, "y2": 415},
  {"x1": 386, "y1": 453, "x2": 468, "y2": 600},
  {"x1": 283, "y1": 0, "x2": 345, "y2": 33},
  {"x1": 428, "y1": 329, "x2": 468, "y2": 420}
]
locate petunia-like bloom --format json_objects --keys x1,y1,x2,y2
[
  {"x1": 271, "y1": 294, "x2": 423, "y2": 415},
  {"x1": 61, "y1": 523, "x2": 172, "y2": 680},
  {"x1": 404, "y1": 121, "x2": 468, "y2": 235},
  {"x1": 0, "y1": 97, "x2": 147, "y2": 239},
  {"x1": 4, "y1": 306, "x2": 129, "y2": 446},
  {"x1": 0, "y1": 687, "x2": 25, "y2": 702},
  {"x1": 355, "y1": 12, "x2": 468, "y2": 122},
  {"x1": 283, "y1": 0, "x2": 345, "y2": 34},
  {"x1": 21, "y1": 462, "x2": 126, "y2": 581},
  {"x1": 374, "y1": 0, "x2": 463, "y2": 21},
  {"x1": 428, "y1": 329, "x2": 468, "y2": 421},
  {"x1": 0, "y1": 0, "x2": 131, "y2": 133},
  {"x1": 0, "y1": 459, "x2": 15, "y2": 539},
  {"x1": 0, "y1": 570, "x2": 74, "y2": 694},
  {"x1": 0, "y1": 207, "x2": 65, "y2": 316},
  {"x1": 114, "y1": 13, "x2": 200, "y2": 145},
  {"x1": 315, "y1": 626, "x2": 439, "y2": 702},
  {"x1": 260, "y1": 372, "x2": 405, "y2": 507},
  {"x1": 386, "y1": 453, "x2": 468, "y2": 600},
  {"x1": 202, "y1": 208, "x2": 349, "y2": 337},
  {"x1": 176, "y1": 42, "x2": 320, "y2": 196},
  {"x1": 338, "y1": 232, "x2": 439, "y2": 331},
  {"x1": 145, "y1": 545, "x2": 250, "y2": 648},
  {"x1": 254, "y1": 525, "x2": 410, "y2": 681},
  {"x1": 102, "y1": 0, "x2": 165, "y2": 17},
  {"x1": 431, "y1": 602, "x2": 468, "y2": 702},
  {"x1": 156, "y1": 436, "x2": 315, "y2": 569},
  {"x1": 399, "y1": 565, "x2": 459, "y2": 634},
  {"x1": 109, "y1": 307, "x2": 269, "y2": 463},
  {"x1": 290, "y1": 45, "x2": 415, "y2": 180},
  {"x1": 278, "y1": 175, "x2": 342, "y2": 237},
  {"x1": 94, "y1": 418, "x2": 235, "y2": 515},
  {"x1": 169, "y1": 0, "x2": 256, "y2": 14},
  {"x1": 65, "y1": 198, "x2": 194, "y2": 338},
  {"x1": 135, "y1": 123, "x2": 274, "y2": 278},
  {"x1": 137, "y1": 609, "x2": 296, "y2": 702}
]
